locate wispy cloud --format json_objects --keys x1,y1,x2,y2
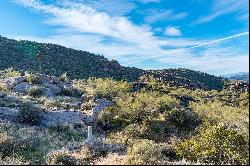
[
  {"x1": 144, "y1": 9, "x2": 187, "y2": 24},
  {"x1": 164, "y1": 26, "x2": 182, "y2": 36},
  {"x1": 125, "y1": 32, "x2": 249, "y2": 65},
  {"x1": 14, "y1": 0, "x2": 162, "y2": 50},
  {"x1": 193, "y1": 0, "x2": 249, "y2": 25},
  {"x1": 158, "y1": 47, "x2": 249, "y2": 76},
  {"x1": 70, "y1": 0, "x2": 137, "y2": 16}
]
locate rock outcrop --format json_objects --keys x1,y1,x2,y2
[{"x1": 0, "y1": 74, "x2": 113, "y2": 128}]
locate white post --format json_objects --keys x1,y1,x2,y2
[{"x1": 87, "y1": 126, "x2": 93, "y2": 144}]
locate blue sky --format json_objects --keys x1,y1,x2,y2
[{"x1": 0, "y1": 0, "x2": 249, "y2": 76}]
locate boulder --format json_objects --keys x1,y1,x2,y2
[
  {"x1": 81, "y1": 94, "x2": 87, "y2": 102},
  {"x1": 89, "y1": 98, "x2": 113, "y2": 123},
  {"x1": 0, "y1": 107, "x2": 19, "y2": 122},
  {"x1": 44, "y1": 84, "x2": 62, "y2": 97},
  {"x1": 41, "y1": 110, "x2": 87, "y2": 127},
  {"x1": 0, "y1": 76, "x2": 26, "y2": 89},
  {"x1": 14, "y1": 82, "x2": 33, "y2": 93},
  {"x1": 0, "y1": 92, "x2": 6, "y2": 98},
  {"x1": 94, "y1": 98, "x2": 113, "y2": 108}
]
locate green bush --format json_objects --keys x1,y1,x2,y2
[
  {"x1": 173, "y1": 124, "x2": 249, "y2": 165},
  {"x1": 17, "y1": 102, "x2": 44, "y2": 125},
  {"x1": 165, "y1": 108, "x2": 200, "y2": 131},
  {"x1": 75, "y1": 78, "x2": 131, "y2": 99},
  {"x1": 189, "y1": 101, "x2": 249, "y2": 134},
  {"x1": 0, "y1": 83, "x2": 9, "y2": 92},
  {"x1": 127, "y1": 139, "x2": 167, "y2": 165},
  {"x1": 25, "y1": 73, "x2": 41, "y2": 84},
  {"x1": 46, "y1": 150, "x2": 83, "y2": 165},
  {"x1": 113, "y1": 91, "x2": 180, "y2": 124},
  {"x1": 79, "y1": 141, "x2": 111, "y2": 161},
  {"x1": 27, "y1": 86, "x2": 43, "y2": 97},
  {"x1": 59, "y1": 72, "x2": 69, "y2": 82},
  {"x1": 5, "y1": 68, "x2": 21, "y2": 77},
  {"x1": 0, "y1": 132, "x2": 43, "y2": 161},
  {"x1": 0, "y1": 133, "x2": 15, "y2": 158},
  {"x1": 240, "y1": 92, "x2": 249, "y2": 108}
]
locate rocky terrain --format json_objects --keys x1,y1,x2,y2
[
  {"x1": 0, "y1": 72, "x2": 112, "y2": 127},
  {"x1": 0, "y1": 68, "x2": 248, "y2": 165}
]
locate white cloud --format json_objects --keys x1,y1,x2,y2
[
  {"x1": 71, "y1": 0, "x2": 137, "y2": 16},
  {"x1": 193, "y1": 0, "x2": 249, "y2": 25},
  {"x1": 164, "y1": 26, "x2": 182, "y2": 36},
  {"x1": 158, "y1": 46, "x2": 249, "y2": 76},
  {"x1": 14, "y1": 0, "x2": 162, "y2": 50},
  {"x1": 144, "y1": 9, "x2": 187, "y2": 23}
]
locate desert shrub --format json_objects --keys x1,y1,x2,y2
[
  {"x1": 43, "y1": 98, "x2": 62, "y2": 109},
  {"x1": 25, "y1": 73, "x2": 41, "y2": 84},
  {"x1": 81, "y1": 100, "x2": 94, "y2": 111},
  {"x1": 61, "y1": 87, "x2": 82, "y2": 97},
  {"x1": 173, "y1": 124, "x2": 249, "y2": 165},
  {"x1": 240, "y1": 92, "x2": 249, "y2": 108},
  {"x1": 5, "y1": 68, "x2": 21, "y2": 77},
  {"x1": 59, "y1": 72, "x2": 70, "y2": 82},
  {"x1": 93, "y1": 153, "x2": 126, "y2": 165},
  {"x1": 0, "y1": 133, "x2": 15, "y2": 157},
  {"x1": 114, "y1": 91, "x2": 180, "y2": 124},
  {"x1": 75, "y1": 78, "x2": 131, "y2": 99},
  {"x1": 98, "y1": 91, "x2": 183, "y2": 142},
  {"x1": 138, "y1": 74, "x2": 161, "y2": 91},
  {"x1": 100, "y1": 91, "x2": 179, "y2": 126},
  {"x1": 17, "y1": 102, "x2": 44, "y2": 125},
  {"x1": 48, "y1": 124, "x2": 85, "y2": 141},
  {"x1": 127, "y1": 139, "x2": 167, "y2": 165},
  {"x1": 0, "y1": 132, "x2": 43, "y2": 161},
  {"x1": 0, "y1": 82, "x2": 9, "y2": 92},
  {"x1": 80, "y1": 142, "x2": 111, "y2": 161},
  {"x1": 46, "y1": 149, "x2": 84, "y2": 165},
  {"x1": 97, "y1": 106, "x2": 135, "y2": 130},
  {"x1": 189, "y1": 101, "x2": 249, "y2": 134},
  {"x1": 108, "y1": 108, "x2": 200, "y2": 143},
  {"x1": 109, "y1": 121, "x2": 171, "y2": 144},
  {"x1": 165, "y1": 108, "x2": 201, "y2": 132},
  {"x1": 27, "y1": 86, "x2": 43, "y2": 97},
  {"x1": 0, "y1": 156, "x2": 28, "y2": 165}
]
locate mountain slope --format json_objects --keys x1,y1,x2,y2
[
  {"x1": 223, "y1": 72, "x2": 249, "y2": 82},
  {"x1": 0, "y1": 36, "x2": 145, "y2": 81},
  {"x1": 150, "y1": 68, "x2": 224, "y2": 90},
  {"x1": 0, "y1": 35, "x2": 224, "y2": 90}
]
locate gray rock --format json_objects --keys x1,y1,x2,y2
[
  {"x1": 81, "y1": 94, "x2": 87, "y2": 102},
  {"x1": 41, "y1": 110, "x2": 87, "y2": 127},
  {"x1": 0, "y1": 92, "x2": 6, "y2": 98},
  {"x1": 5, "y1": 76, "x2": 26, "y2": 87},
  {"x1": 0, "y1": 76, "x2": 26, "y2": 90},
  {"x1": 65, "y1": 101, "x2": 81, "y2": 108},
  {"x1": 44, "y1": 84, "x2": 62, "y2": 97},
  {"x1": 89, "y1": 98, "x2": 113, "y2": 123},
  {"x1": 14, "y1": 82, "x2": 33, "y2": 93},
  {"x1": 94, "y1": 98, "x2": 113, "y2": 107},
  {"x1": 0, "y1": 107, "x2": 19, "y2": 122}
]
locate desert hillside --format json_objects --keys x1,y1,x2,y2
[{"x1": 0, "y1": 68, "x2": 249, "y2": 165}]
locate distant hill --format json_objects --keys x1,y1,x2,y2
[
  {"x1": 0, "y1": 36, "x2": 145, "y2": 81},
  {"x1": 150, "y1": 68, "x2": 224, "y2": 90},
  {"x1": 0, "y1": 35, "x2": 224, "y2": 90},
  {"x1": 223, "y1": 72, "x2": 249, "y2": 82}
]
